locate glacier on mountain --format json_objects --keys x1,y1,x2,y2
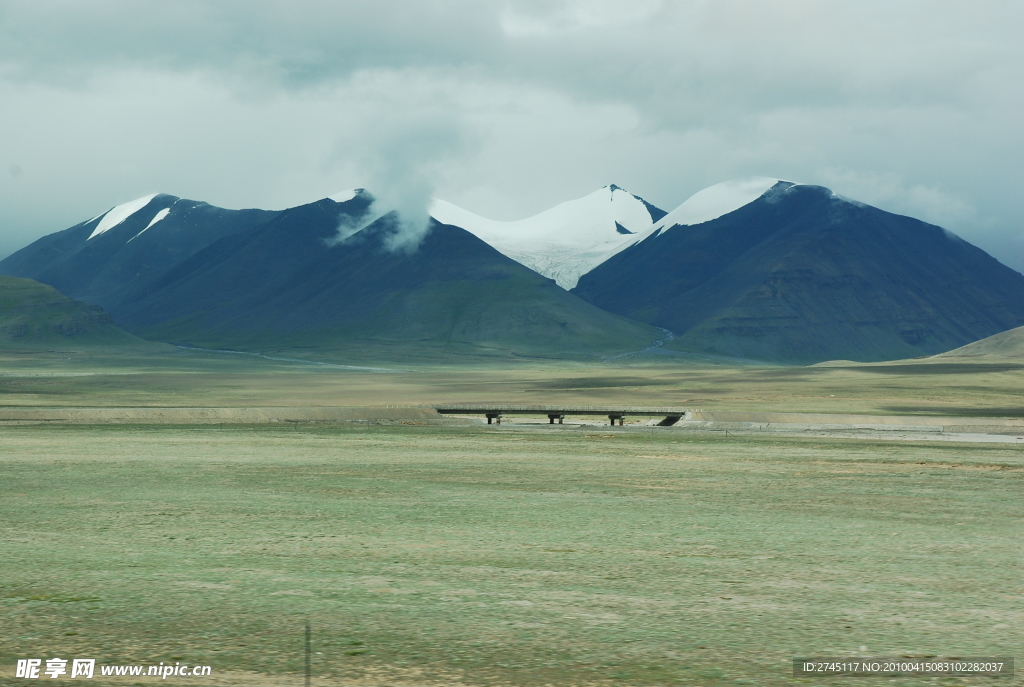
[
  {"x1": 430, "y1": 185, "x2": 661, "y2": 289},
  {"x1": 427, "y1": 179, "x2": 802, "y2": 289}
]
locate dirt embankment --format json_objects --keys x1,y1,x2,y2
[{"x1": 4, "y1": 405, "x2": 1024, "y2": 437}]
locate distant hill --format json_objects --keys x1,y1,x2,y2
[
  {"x1": 0, "y1": 276, "x2": 138, "y2": 346},
  {"x1": 58, "y1": 195, "x2": 661, "y2": 359},
  {"x1": 573, "y1": 180, "x2": 1024, "y2": 363},
  {"x1": 935, "y1": 325, "x2": 1024, "y2": 359}
]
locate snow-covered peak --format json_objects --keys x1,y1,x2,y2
[
  {"x1": 430, "y1": 185, "x2": 663, "y2": 289},
  {"x1": 87, "y1": 193, "x2": 160, "y2": 240},
  {"x1": 652, "y1": 178, "x2": 792, "y2": 233}
]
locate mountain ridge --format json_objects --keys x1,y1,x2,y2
[
  {"x1": 5, "y1": 179, "x2": 1024, "y2": 363},
  {"x1": 90, "y1": 196, "x2": 663, "y2": 358}
]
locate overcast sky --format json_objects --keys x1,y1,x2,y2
[{"x1": 1, "y1": 1, "x2": 1022, "y2": 268}]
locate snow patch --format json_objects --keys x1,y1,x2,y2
[
  {"x1": 329, "y1": 189, "x2": 361, "y2": 203},
  {"x1": 142, "y1": 207, "x2": 171, "y2": 231},
  {"x1": 652, "y1": 178, "x2": 789, "y2": 232},
  {"x1": 430, "y1": 185, "x2": 660, "y2": 289},
  {"x1": 88, "y1": 193, "x2": 159, "y2": 240},
  {"x1": 126, "y1": 206, "x2": 172, "y2": 243}
]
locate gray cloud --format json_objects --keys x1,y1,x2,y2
[{"x1": 1, "y1": 1, "x2": 1022, "y2": 270}]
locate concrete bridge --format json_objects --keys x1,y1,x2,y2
[{"x1": 434, "y1": 404, "x2": 688, "y2": 426}]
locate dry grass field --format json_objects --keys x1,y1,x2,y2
[
  {"x1": 2, "y1": 346, "x2": 1024, "y2": 417},
  {"x1": 1, "y1": 348, "x2": 1022, "y2": 686},
  {"x1": 2, "y1": 425, "x2": 1022, "y2": 687}
]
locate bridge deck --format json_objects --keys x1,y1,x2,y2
[
  {"x1": 436, "y1": 405, "x2": 686, "y2": 415},
  {"x1": 435, "y1": 405, "x2": 688, "y2": 425}
]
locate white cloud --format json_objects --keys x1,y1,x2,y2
[{"x1": 816, "y1": 168, "x2": 974, "y2": 227}]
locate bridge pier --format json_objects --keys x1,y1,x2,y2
[
  {"x1": 608, "y1": 414, "x2": 625, "y2": 426},
  {"x1": 547, "y1": 414, "x2": 564, "y2": 424},
  {"x1": 486, "y1": 413, "x2": 502, "y2": 425}
]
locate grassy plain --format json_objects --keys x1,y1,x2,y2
[
  {"x1": 2, "y1": 425, "x2": 1022, "y2": 686},
  {"x1": 1, "y1": 349, "x2": 1023, "y2": 686},
  {"x1": 2, "y1": 346, "x2": 1024, "y2": 417}
]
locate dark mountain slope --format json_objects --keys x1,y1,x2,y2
[
  {"x1": 111, "y1": 197, "x2": 661, "y2": 358},
  {"x1": 0, "y1": 276, "x2": 139, "y2": 347},
  {"x1": 0, "y1": 194, "x2": 278, "y2": 308},
  {"x1": 573, "y1": 183, "x2": 1024, "y2": 363}
]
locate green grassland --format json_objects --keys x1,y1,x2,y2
[{"x1": 2, "y1": 424, "x2": 1022, "y2": 686}]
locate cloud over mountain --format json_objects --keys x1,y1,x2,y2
[{"x1": 1, "y1": 1, "x2": 1022, "y2": 273}]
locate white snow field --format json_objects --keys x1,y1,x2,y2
[
  {"x1": 88, "y1": 193, "x2": 160, "y2": 240},
  {"x1": 649, "y1": 177, "x2": 790, "y2": 235},
  {"x1": 430, "y1": 185, "x2": 661, "y2": 289},
  {"x1": 329, "y1": 188, "x2": 361, "y2": 203}
]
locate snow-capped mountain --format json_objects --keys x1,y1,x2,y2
[
  {"x1": 430, "y1": 185, "x2": 666, "y2": 289},
  {"x1": 573, "y1": 180, "x2": 1024, "y2": 362},
  {"x1": 646, "y1": 177, "x2": 792, "y2": 236},
  {"x1": 0, "y1": 191, "x2": 659, "y2": 358},
  {"x1": 0, "y1": 193, "x2": 279, "y2": 307},
  {"x1": 8, "y1": 177, "x2": 1024, "y2": 363}
]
